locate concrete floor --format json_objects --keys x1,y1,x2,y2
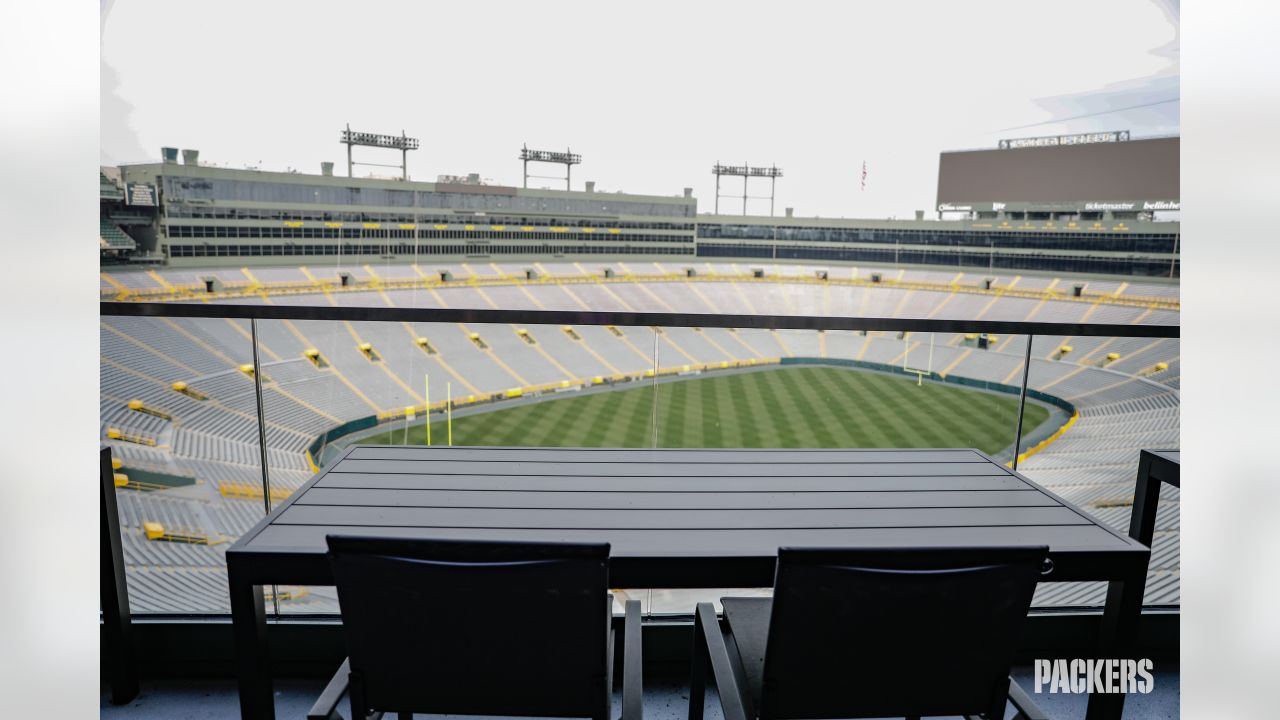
[{"x1": 101, "y1": 666, "x2": 1179, "y2": 719}]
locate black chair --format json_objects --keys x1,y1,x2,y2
[
  {"x1": 310, "y1": 536, "x2": 642, "y2": 720},
  {"x1": 689, "y1": 546, "x2": 1051, "y2": 720}
]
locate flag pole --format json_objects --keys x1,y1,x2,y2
[{"x1": 447, "y1": 382, "x2": 453, "y2": 446}]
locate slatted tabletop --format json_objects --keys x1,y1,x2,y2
[{"x1": 229, "y1": 446, "x2": 1146, "y2": 587}]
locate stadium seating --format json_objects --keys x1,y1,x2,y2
[{"x1": 100, "y1": 219, "x2": 135, "y2": 250}]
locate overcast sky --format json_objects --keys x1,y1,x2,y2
[{"x1": 101, "y1": 0, "x2": 1178, "y2": 219}]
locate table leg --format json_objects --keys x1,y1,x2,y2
[
  {"x1": 230, "y1": 568, "x2": 273, "y2": 720},
  {"x1": 1085, "y1": 562, "x2": 1149, "y2": 720},
  {"x1": 1128, "y1": 452, "x2": 1162, "y2": 549}
]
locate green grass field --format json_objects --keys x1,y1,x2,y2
[{"x1": 364, "y1": 366, "x2": 1050, "y2": 453}]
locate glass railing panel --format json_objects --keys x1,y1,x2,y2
[
  {"x1": 257, "y1": 313, "x2": 419, "y2": 615},
  {"x1": 637, "y1": 326, "x2": 1038, "y2": 614},
  {"x1": 1021, "y1": 333, "x2": 1181, "y2": 609},
  {"x1": 101, "y1": 298, "x2": 1179, "y2": 618},
  {"x1": 100, "y1": 314, "x2": 267, "y2": 614}
]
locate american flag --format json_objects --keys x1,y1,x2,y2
[{"x1": 860, "y1": 160, "x2": 868, "y2": 191}]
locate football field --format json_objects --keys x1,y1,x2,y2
[{"x1": 363, "y1": 366, "x2": 1050, "y2": 453}]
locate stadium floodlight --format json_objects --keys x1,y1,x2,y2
[
  {"x1": 711, "y1": 163, "x2": 784, "y2": 215},
  {"x1": 998, "y1": 130, "x2": 1130, "y2": 150},
  {"x1": 520, "y1": 144, "x2": 583, "y2": 190},
  {"x1": 341, "y1": 124, "x2": 419, "y2": 179}
]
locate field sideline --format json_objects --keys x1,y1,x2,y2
[{"x1": 362, "y1": 366, "x2": 1050, "y2": 454}]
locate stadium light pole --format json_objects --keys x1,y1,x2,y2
[
  {"x1": 341, "y1": 125, "x2": 420, "y2": 180},
  {"x1": 711, "y1": 163, "x2": 784, "y2": 216},
  {"x1": 520, "y1": 145, "x2": 582, "y2": 191}
]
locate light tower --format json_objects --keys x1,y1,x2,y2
[
  {"x1": 520, "y1": 145, "x2": 582, "y2": 191},
  {"x1": 340, "y1": 124, "x2": 419, "y2": 180},
  {"x1": 711, "y1": 163, "x2": 784, "y2": 215}
]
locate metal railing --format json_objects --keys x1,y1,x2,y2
[{"x1": 99, "y1": 300, "x2": 1179, "y2": 616}]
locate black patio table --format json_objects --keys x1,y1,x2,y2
[{"x1": 227, "y1": 445, "x2": 1150, "y2": 720}]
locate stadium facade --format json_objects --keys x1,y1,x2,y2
[{"x1": 100, "y1": 135, "x2": 1180, "y2": 279}]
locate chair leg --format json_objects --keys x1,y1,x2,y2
[
  {"x1": 1007, "y1": 677, "x2": 1049, "y2": 720},
  {"x1": 348, "y1": 672, "x2": 368, "y2": 720},
  {"x1": 694, "y1": 603, "x2": 748, "y2": 720},
  {"x1": 622, "y1": 600, "x2": 644, "y2": 720},
  {"x1": 307, "y1": 658, "x2": 351, "y2": 720},
  {"x1": 688, "y1": 603, "x2": 709, "y2": 720}
]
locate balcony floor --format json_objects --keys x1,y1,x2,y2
[{"x1": 101, "y1": 665, "x2": 1179, "y2": 719}]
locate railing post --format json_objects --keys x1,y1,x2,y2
[
  {"x1": 1012, "y1": 334, "x2": 1034, "y2": 470},
  {"x1": 101, "y1": 446, "x2": 139, "y2": 704},
  {"x1": 249, "y1": 319, "x2": 280, "y2": 616},
  {"x1": 651, "y1": 328, "x2": 662, "y2": 448}
]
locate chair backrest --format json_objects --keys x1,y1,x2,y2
[
  {"x1": 760, "y1": 545, "x2": 1048, "y2": 720},
  {"x1": 327, "y1": 535, "x2": 611, "y2": 718}
]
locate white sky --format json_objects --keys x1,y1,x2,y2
[{"x1": 101, "y1": 0, "x2": 1178, "y2": 219}]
